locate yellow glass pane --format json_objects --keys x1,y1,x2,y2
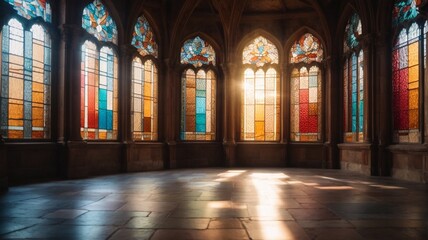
[
  {"x1": 255, "y1": 122, "x2": 265, "y2": 140},
  {"x1": 409, "y1": 109, "x2": 419, "y2": 129},
  {"x1": 144, "y1": 100, "x2": 151, "y2": 117},
  {"x1": 255, "y1": 104, "x2": 265, "y2": 121},
  {"x1": 33, "y1": 92, "x2": 44, "y2": 103},
  {"x1": 33, "y1": 82, "x2": 44, "y2": 92},
  {"x1": 99, "y1": 131, "x2": 107, "y2": 139},
  {"x1": 9, "y1": 103, "x2": 23, "y2": 119},
  {"x1": 144, "y1": 82, "x2": 151, "y2": 97},
  {"x1": 408, "y1": 66, "x2": 419, "y2": 83},
  {"x1": 408, "y1": 89, "x2": 419, "y2": 110},
  {"x1": 9, "y1": 130, "x2": 23, "y2": 139},
  {"x1": 33, "y1": 44, "x2": 44, "y2": 62},
  {"x1": 408, "y1": 42, "x2": 419, "y2": 67}
]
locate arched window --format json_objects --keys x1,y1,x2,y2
[
  {"x1": 180, "y1": 36, "x2": 216, "y2": 140},
  {"x1": 0, "y1": 1, "x2": 52, "y2": 139},
  {"x1": 392, "y1": 0, "x2": 427, "y2": 143},
  {"x1": 131, "y1": 15, "x2": 158, "y2": 141},
  {"x1": 343, "y1": 13, "x2": 364, "y2": 142},
  {"x1": 80, "y1": 0, "x2": 118, "y2": 140},
  {"x1": 241, "y1": 36, "x2": 280, "y2": 141},
  {"x1": 289, "y1": 33, "x2": 323, "y2": 142}
]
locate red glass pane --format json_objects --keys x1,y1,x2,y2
[
  {"x1": 308, "y1": 115, "x2": 318, "y2": 133},
  {"x1": 299, "y1": 89, "x2": 309, "y2": 103},
  {"x1": 399, "y1": 110, "x2": 409, "y2": 130},
  {"x1": 299, "y1": 103, "x2": 309, "y2": 133}
]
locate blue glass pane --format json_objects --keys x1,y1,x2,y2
[
  {"x1": 196, "y1": 90, "x2": 205, "y2": 97},
  {"x1": 4, "y1": 0, "x2": 52, "y2": 23},
  {"x1": 107, "y1": 110, "x2": 113, "y2": 130},
  {"x1": 180, "y1": 36, "x2": 216, "y2": 67},
  {"x1": 82, "y1": 0, "x2": 118, "y2": 43},
  {"x1": 352, "y1": 102, "x2": 357, "y2": 116},
  {"x1": 99, "y1": 109, "x2": 107, "y2": 129},
  {"x1": 196, "y1": 97, "x2": 206, "y2": 114},
  {"x1": 352, "y1": 116, "x2": 357, "y2": 132},
  {"x1": 99, "y1": 89, "x2": 107, "y2": 109},
  {"x1": 196, "y1": 124, "x2": 206, "y2": 133}
]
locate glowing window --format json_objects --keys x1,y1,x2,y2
[
  {"x1": 343, "y1": 13, "x2": 364, "y2": 142},
  {"x1": 392, "y1": 0, "x2": 427, "y2": 143},
  {"x1": 0, "y1": 19, "x2": 51, "y2": 139},
  {"x1": 80, "y1": 41, "x2": 118, "y2": 140},
  {"x1": 3, "y1": 0, "x2": 51, "y2": 22},
  {"x1": 82, "y1": 0, "x2": 118, "y2": 44},
  {"x1": 180, "y1": 36, "x2": 215, "y2": 67},
  {"x1": 132, "y1": 15, "x2": 158, "y2": 57},
  {"x1": 131, "y1": 58, "x2": 158, "y2": 141}
]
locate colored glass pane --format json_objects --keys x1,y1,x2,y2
[
  {"x1": 82, "y1": 0, "x2": 118, "y2": 44},
  {"x1": 131, "y1": 15, "x2": 158, "y2": 57},
  {"x1": 0, "y1": 19, "x2": 51, "y2": 139},
  {"x1": 243, "y1": 36, "x2": 279, "y2": 67},
  {"x1": 290, "y1": 66, "x2": 321, "y2": 142},
  {"x1": 180, "y1": 69, "x2": 216, "y2": 140},
  {"x1": 241, "y1": 68, "x2": 279, "y2": 141},
  {"x1": 80, "y1": 41, "x2": 118, "y2": 140},
  {"x1": 180, "y1": 36, "x2": 215, "y2": 67},
  {"x1": 344, "y1": 13, "x2": 362, "y2": 51},
  {"x1": 131, "y1": 58, "x2": 158, "y2": 140},
  {"x1": 392, "y1": 0, "x2": 419, "y2": 27},
  {"x1": 290, "y1": 33, "x2": 323, "y2": 64},
  {"x1": 4, "y1": 0, "x2": 51, "y2": 22},
  {"x1": 392, "y1": 21, "x2": 423, "y2": 143}
]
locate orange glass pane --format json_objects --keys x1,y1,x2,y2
[
  {"x1": 408, "y1": 89, "x2": 418, "y2": 110},
  {"x1": 9, "y1": 103, "x2": 23, "y2": 119},
  {"x1": 408, "y1": 42, "x2": 419, "y2": 66},
  {"x1": 408, "y1": 65, "x2": 419, "y2": 83},
  {"x1": 255, "y1": 122, "x2": 265, "y2": 140},
  {"x1": 144, "y1": 99, "x2": 151, "y2": 117},
  {"x1": 409, "y1": 109, "x2": 419, "y2": 129}
]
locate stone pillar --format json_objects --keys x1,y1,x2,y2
[
  {"x1": 374, "y1": 32, "x2": 392, "y2": 176},
  {"x1": 61, "y1": 24, "x2": 87, "y2": 178},
  {"x1": 120, "y1": 45, "x2": 134, "y2": 172},
  {"x1": 164, "y1": 59, "x2": 178, "y2": 168},
  {"x1": 222, "y1": 62, "x2": 237, "y2": 167},
  {"x1": 324, "y1": 56, "x2": 340, "y2": 169},
  {"x1": 0, "y1": 140, "x2": 7, "y2": 191}
]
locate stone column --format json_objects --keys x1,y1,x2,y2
[
  {"x1": 164, "y1": 59, "x2": 178, "y2": 168},
  {"x1": 61, "y1": 24, "x2": 87, "y2": 178},
  {"x1": 374, "y1": 32, "x2": 392, "y2": 176},
  {"x1": 222, "y1": 62, "x2": 237, "y2": 167},
  {"x1": 120, "y1": 45, "x2": 134, "y2": 172}
]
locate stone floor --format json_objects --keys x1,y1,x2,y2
[{"x1": 0, "y1": 168, "x2": 427, "y2": 239}]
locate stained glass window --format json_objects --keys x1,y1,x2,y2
[
  {"x1": 242, "y1": 68, "x2": 280, "y2": 141},
  {"x1": 4, "y1": 0, "x2": 52, "y2": 22},
  {"x1": 343, "y1": 13, "x2": 364, "y2": 142},
  {"x1": 290, "y1": 33, "x2": 323, "y2": 64},
  {"x1": 132, "y1": 58, "x2": 158, "y2": 141},
  {"x1": 80, "y1": 41, "x2": 118, "y2": 140},
  {"x1": 1, "y1": 19, "x2": 51, "y2": 139},
  {"x1": 392, "y1": 0, "x2": 419, "y2": 27},
  {"x1": 290, "y1": 67, "x2": 322, "y2": 142},
  {"x1": 82, "y1": 0, "x2": 118, "y2": 44},
  {"x1": 344, "y1": 13, "x2": 362, "y2": 52},
  {"x1": 132, "y1": 15, "x2": 158, "y2": 57},
  {"x1": 243, "y1": 36, "x2": 279, "y2": 67},
  {"x1": 180, "y1": 36, "x2": 215, "y2": 67},
  {"x1": 180, "y1": 69, "x2": 216, "y2": 140},
  {"x1": 392, "y1": 0, "x2": 427, "y2": 142}
]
